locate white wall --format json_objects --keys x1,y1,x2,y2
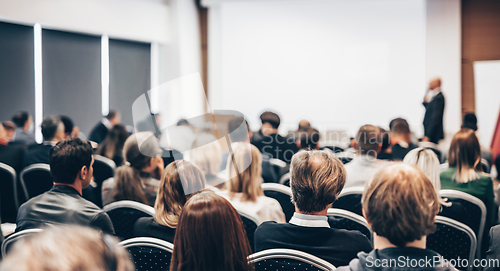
[{"x1": 474, "y1": 60, "x2": 500, "y2": 147}]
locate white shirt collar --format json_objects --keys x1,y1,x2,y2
[
  {"x1": 102, "y1": 118, "x2": 112, "y2": 129},
  {"x1": 289, "y1": 212, "x2": 330, "y2": 228}
]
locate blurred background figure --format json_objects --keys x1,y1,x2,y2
[
  {"x1": 11, "y1": 111, "x2": 35, "y2": 146},
  {"x1": 2, "y1": 120, "x2": 16, "y2": 143},
  {"x1": 89, "y1": 110, "x2": 121, "y2": 144},
  {"x1": 96, "y1": 124, "x2": 130, "y2": 166},
  {"x1": 190, "y1": 132, "x2": 224, "y2": 189},
  {"x1": 422, "y1": 77, "x2": 445, "y2": 144}
]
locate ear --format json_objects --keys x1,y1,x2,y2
[
  {"x1": 79, "y1": 165, "x2": 88, "y2": 181},
  {"x1": 296, "y1": 139, "x2": 301, "y2": 148},
  {"x1": 362, "y1": 209, "x2": 372, "y2": 227},
  {"x1": 376, "y1": 142, "x2": 382, "y2": 153}
]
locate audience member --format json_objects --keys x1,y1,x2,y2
[
  {"x1": 102, "y1": 132, "x2": 164, "y2": 206},
  {"x1": 0, "y1": 226, "x2": 134, "y2": 271},
  {"x1": 159, "y1": 118, "x2": 196, "y2": 153},
  {"x1": 219, "y1": 143, "x2": 285, "y2": 223},
  {"x1": 2, "y1": 120, "x2": 16, "y2": 142},
  {"x1": 89, "y1": 109, "x2": 121, "y2": 144},
  {"x1": 11, "y1": 111, "x2": 35, "y2": 146},
  {"x1": 485, "y1": 224, "x2": 500, "y2": 271},
  {"x1": 252, "y1": 111, "x2": 298, "y2": 163},
  {"x1": 376, "y1": 127, "x2": 392, "y2": 160},
  {"x1": 390, "y1": 120, "x2": 418, "y2": 160},
  {"x1": 297, "y1": 128, "x2": 320, "y2": 150},
  {"x1": 23, "y1": 116, "x2": 65, "y2": 167},
  {"x1": 190, "y1": 132, "x2": 225, "y2": 189},
  {"x1": 423, "y1": 77, "x2": 445, "y2": 144},
  {"x1": 338, "y1": 163, "x2": 453, "y2": 271},
  {"x1": 96, "y1": 124, "x2": 129, "y2": 166},
  {"x1": 254, "y1": 150, "x2": 372, "y2": 266},
  {"x1": 462, "y1": 112, "x2": 494, "y2": 168},
  {"x1": 221, "y1": 116, "x2": 277, "y2": 183},
  {"x1": 60, "y1": 115, "x2": 80, "y2": 139},
  {"x1": 169, "y1": 191, "x2": 253, "y2": 271},
  {"x1": 343, "y1": 125, "x2": 389, "y2": 189},
  {"x1": 440, "y1": 128, "x2": 496, "y2": 253},
  {"x1": 16, "y1": 138, "x2": 114, "y2": 234},
  {"x1": 134, "y1": 160, "x2": 206, "y2": 242},
  {"x1": 0, "y1": 123, "x2": 25, "y2": 174}
]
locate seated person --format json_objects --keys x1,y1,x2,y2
[
  {"x1": 190, "y1": 132, "x2": 225, "y2": 189},
  {"x1": 1, "y1": 225, "x2": 133, "y2": 271},
  {"x1": 462, "y1": 112, "x2": 493, "y2": 168},
  {"x1": 254, "y1": 149, "x2": 372, "y2": 267},
  {"x1": 95, "y1": 124, "x2": 129, "y2": 166},
  {"x1": 338, "y1": 163, "x2": 453, "y2": 271},
  {"x1": 16, "y1": 138, "x2": 114, "y2": 234},
  {"x1": 0, "y1": 123, "x2": 25, "y2": 174},
  {"x1": 102, "y1": 132, "x2": 164, "y2": 207},
  {"x1": 134, "y1": 160, "x2": 206, "y2": 242},
  {"x1": 485, "y1": 224, "x2": 500, "y2": 271},
  {"x1": 219, "y1": 143, "x2": 285, "y2": 223},
  {"x1": 23, "y1": 116, "x2": 65, "y2": 167},
  {"x1": 11, "y1": 111, "x2": 35, "y2": 146},
  {"x1": 390, "y1": 120, "x2": 418, "y2": 161},
  {"x1": 2, "y1": 121, "x2": 16, "y2": 143},
  {"x1": 343, "y1": 125, "x2": 389, "y2": 189},
  {"x1": 296, "y1": 127, "x2": 320, "y2": 150},
  {"x1": 89, "y1": 110, "x2": 121, "y2": 144},
  {"x1": 376, "y1": 127, "x2": 392, "y2": 160},
  {"x1": 170, "y1": 192, "x2": 253, "y2": 271}
]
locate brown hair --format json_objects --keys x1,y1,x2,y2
[
  {"x1": 0, "y1": 225, "x2": 134, "y2": 271},
  {"x1": 362, "y1": 163, "x2": 440, "y2": 247},
  {"x1": 96, "y1": 124, "x2": 129, "y2": 162},
  {"x1": 355, "y1": 124, "x2": 381, "y2": 155},
  {"x1": 290, "y1": 150, "x2": 346, "y2": 213},
  {"x1": 170, "y1": 192, "x2": 253, "y2": 271},
  {"x1": 448, "y1": 128, "x2": 482, "y2": 183},
  {"x1": 226, "y1": 143, "x2": 263, "y2": 202},
  {"x1": 154, "y1": 160, "x2": 206, "y2": 228}
]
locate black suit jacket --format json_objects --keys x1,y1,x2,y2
[
  {"x1": 89, "y1": 122, "x2": 108, "y2": 144},
  {"x1": 23, "y1": 143, "x2": 52, "y2": 168},
  {"x1": 0, "y1": 143, "x2": 25, "y2": 174},
  {"x1": 423, "y1": 92, "x2": 445, "y2": 143},
  {"x1": 253, "y1": 133, "x2": 298, "y2": 163}
]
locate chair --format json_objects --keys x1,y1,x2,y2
[
  {"x1": 426, "y1": 216, "x2": 476, "y2": 271},
  {"x1": 439, "y1": 190, "x2": 486, "y2": 259},
  {"x1": 248, "y1": 248, "x2": 335, "y2": 271},
  {"x1": 269, "y1": 158, "x2": 288, "y2": 180},
  {"x1": 119, "y1": 237, "x2": 173, "y2": 271},
  {"x1": 1, "y1": 229, "x2": 43, "y2": 257},
  {"x1": 331, "y1": 187, "x2": 364, "y2": 216},
  {"x1": 261, "y1": 183, "x2": 294, "y2": 222},
  {"x1": 91, "y1": 155, "x2": 116, "y2": 207},
  {"x1": 0, "y1": 163, "x2": 18, "y2": 223},
  {"x1": 103, "y1": 200, "x2": 155, "y2": 241},
  {"x1": 237, "y1": 209, "x2": 261, "y2": 253},
  {"x1": 279, "y1": 172, "x2": 290, "y2": 187},
  {"x1": 481, "y1": 158, "x2": 490, "y2": 173},
  {"x1": 327, "y1": 208, "x2": 372, "y2": 242},
  {"x1": 20, "y1": 163, "x2": 52, "y2": 200}
]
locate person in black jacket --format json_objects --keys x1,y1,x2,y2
[
  {"x1": 16, "y1": 138, "x2": 114, "y2": 234},
  {"x1": 423, "y1": 78, "x2": 445, "y2": 144},
  {"x1": 23, "y1": 116, "x2": 65, "y2": 167},
  {"x1": 89, "y1": 110, "x2": 121, "y2": 144}
]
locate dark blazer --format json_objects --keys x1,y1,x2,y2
[
  {"x1": 252, "y1": 133, "x2": 298, "y2": 163},
  {"x1": 134, "y1": 217, "x2": 176, "y2": 243},
  {"x1": 485, "y1": 225, "x2": 500, "y2": 271},
  {"x1": 89, "y1": 122, "x2": 108, "y2": 144},
  {"x1": 423, "y1": 92, "x2": 445, "y2": 143},
  {"x1": 16, "y1": 185, "x2": 114, "y2": 234},
  {"x1": 0, "y1": 143, "x2": 25, "y2": 174},
  {"x1": 22, "y1": 143, "x2": 52, "y2": 168},
  {"x1": 391, "y1": 142, "x2": 418, "y2": 161}
]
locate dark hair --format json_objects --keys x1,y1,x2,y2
[
  {"x1": 298, "y1": 128, "x2": 320, "y2": 150},
  {"x1": 391, "y1": 121, "x2": 411, "y2": 135},
  {"x1": 12, "y1": 111, "x2": 30, "y2": 128},
  {"x1": 97, "y1": 124, "x2": 129, "y2": 162},
  {"x1": 379, "y1": 127, "x2": 391, "y2": 151},
  {"x1": 50, "y1": 138, "x2": 93, "y2": 184},
  {"x1": 60, "y1": 115, "x2": 74, "y2": 135},
  {"x1": 462, "y1": 113, "x2": 478, "y2": 131},
  {"x1": 389, "y1": 118, "x2": 408, "y2": 131},
  {"x1": 2, "y1": 121, "x2": 15, "y2": 131},
  {"x1": 170, "y1": 192, "x2": 253, "y2": 271},
  {"x1": 41, "y1": 116, "x2": 63, "y2": 141},
  {"x1": 177, "y1": 119, "x2": 190, "y2": 126},
  {"x1": 259, "y1": 111, "x2": 280, "y2": 129},
  {"x1": 228, "y1": 117, "x2": 249, "y2": 142},
  {"x1": 106, "y1": 110, "x2": 118, "y2": 120},
  {"x1": 355, "y1": 125, "x2": 381, "y2": 155}
]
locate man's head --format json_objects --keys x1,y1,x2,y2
[
  {"x1": 228, "y1": 116, "x2": 251, "y2": 143},
  {"x1": 1, "y1": 121, "x2": 15, "y2": 142},
  {"x1": 106, "y1": 110, "x2": 121, "y2": 126},
  {"x1": 290, "y1": 150, "x2": 346, "y2": 214},
  {"x1": 354, "y1": 125, "x2": 381, "y2": 156},
  {"x1": 297, "y1": 119, "x2": 311, "y2": 132},
  {"x1": 429, "y1": 77, "x2": 441, "y2": 90},
  {"x1": 391, "y1": 121, "x2": 411, "y2": 144},
  {"x1": 462, "y1": 112, "x2": 478, "y2": 131},
  {"x1": 59, "y1": 115, "x2": 75, "y2": 138},
  {"x1": 379, "y1": 127, "x2": 391, "y2": 153},
  {"x1": 0, "y1": 124, "x2": 7, "y2": 143},
  {"x1": 389, "y1": 118, "x2": 409, "y2": 132},
  {"x1": 297, "y1": 128, "x2": 320, "y2": 150},
  {"x1": 260, "y1": 111, "x2": 280, "y2": 129},
  {"x1": 12, "y1": 111, "x2": 32, "y2": 132},
  {"x1": 50, "y1": 138, "x2": 93, "y2": 186},
  {"x1": 362, "y1": 163, "x2": 440, "y2": 247},
  {"x1": 41, "y1": 116, "x2": 65, "y2": 142}
]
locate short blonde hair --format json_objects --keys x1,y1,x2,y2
[
  {"x1": 226, "y1": 143, "x2": 263, "y2": 202},
  {"x1": 362, "y1": 163, "x2": 440, "y2": 247},
  {"x1": 190, "y1": 133, "x2": 222, "y2": 176},
  {"x1": 0, "y1": 226, "x2": 134, "y2": 271}
]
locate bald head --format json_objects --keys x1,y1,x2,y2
[
  {"x1": 298, "y1": 120, "x2": 311, "y2": 132},
  {"x1": 429, "y1": 78, "x2": 441, "y2": 90}
]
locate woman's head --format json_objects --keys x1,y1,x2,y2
[
  {"x1": 123, "y1": 132, "x2": 161, "y2": 171},
  {"x1": 190, "y1": 133, "x2": 222, "y2": 176},
  {"x1": 226, "y1": 143, "x2": 263, "y2": 202},
  {"x1": 97, "y1": 124, "x2": 129, "y2": 160},
  {"x1": 170, "y1": 192, "x2": 253, "y2": 271},
  {"x1": 448, "y1": 128, "x2": 482, "y2": 183},
  {"x1": 155, "y1": 160, "x2": 206, "y2": 228}
]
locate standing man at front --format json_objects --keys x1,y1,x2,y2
[{"x1": 423, "y1": 77, "x2": 445, "y2": 144}]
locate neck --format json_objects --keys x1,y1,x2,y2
[
  {"x1": 373, "y1": 233, "x2": 427, "y2": 250},
  {"x1": 53, "y1": 182, "x2": 83, "y2": 196},
  {"x1": 295, "y1": 206, "x2": 329, "y2": 216}
]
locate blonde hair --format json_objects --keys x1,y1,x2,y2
[
  {"x1": 448, "y1": 128, "x2": 482, "y2": 183},
  {"x1": 190, "y1": 133, "x2": 222, "y2": 176},
  {"x1": 226, "y1": 143, "x2": 263, "y2": 202},
  {"x1": 154, "y1": 160, "x2": 206, "y2": 228},
  {"x1": 403, "y1": 148, "x2": 451, "y2": 207},
  {"x1": 0, "y1": 226, "x2": 134, "y2": 271}
]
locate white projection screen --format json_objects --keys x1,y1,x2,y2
[{"x1": 208, "y1": 0, "x2": 428, "y2": 136}]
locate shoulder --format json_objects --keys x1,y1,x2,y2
[
  {"x1": 135, "y1": 216, "x2": 154, "y2": 227},
  {"x1": 256, "y1": 221, "x2": 282, "y2": 232}
]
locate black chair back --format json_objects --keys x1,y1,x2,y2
[
  {"x1": 331, "y1": 187, "x2": 364, "y2": 216},
  {"x1": 327, "y1": 208, "x2": 372, "y2": 242},
  {"x1": 1, "y1": 229, "x2": 43, "y2": 257},
  {"x1": 238, "y1": 210, "x2": 261, "y2": 253},
  {"x1": 0, "y1": 163, "x2": 18, "y2": 223},
  {"x1": 269, "y1": 158, "x2": 288, "y2": 180},
  {"x1": 261, "y1": 183, "x2": 294, "y2": 222},
  {"x1": 92, "y1": 155, "x2": 116, "y2": 208},
  {"x1": 20, "y1": 163, "x2": 52, "y2": 200},
  {"x1": 249, "y1": 248, "x2": 335, "y2": 271},
  {"x1": 103, "y1": 201, "x2": 155, "y2": 241},
  {"x1": 120, "y1": 237, "x2": 173, "y2": 271}
]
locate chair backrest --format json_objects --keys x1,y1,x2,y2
[
  {"x1": 279, "y1": 172, "x2": 291, "y2": 186},
  {"x1": 480, "y1": 158, "x2": 490, "y2": 173},
  {"x1": 426, "y1": 216, "x2": 476, "y2": 271},
  {"x1": 0, "y1": 162, "x2": 18, "y2": 223},
  {"x1": 439, "y1": 189, "x2": 486, "y2": 259},
  {"x1": 103, "y1": 200, "x2": 155, "y2": 241},
  {"x1": 261, "y1": 183, "x2": 294, "y2": 222},
  {"x1": 331, "y1": 186, "x2": 364, "y2": 216},
  {"x1": 120, "y1": 237, "x2": 173, "y2": 271},
  {"x1": 20, "y1": 163, "x2": 52, "y2": 200},
  {"x1": 237, "y1": 209, "x2": 261, "y2": 253},
  {"x1": 1, "y1": 228, "x2": 43, "y2": 257},
  {"x1": 249, "y1": 248, "x2": 335, "y2": 271},
  {"x1": 327, "y1": 208, "x2": 372, "y2": 242},
  {"x1": 269, "y1": 158, "x2": 288, "y2": 179},
  {"x1": 91, "y1": 155, "x2": 116, "y2": 208}
]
